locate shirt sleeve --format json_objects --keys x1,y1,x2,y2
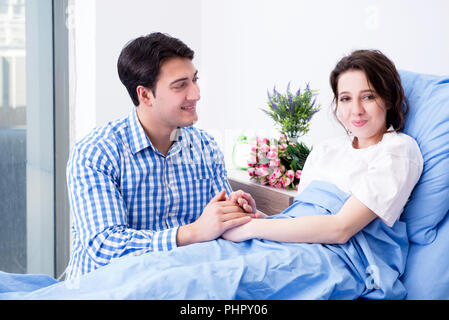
[
  {"x1": 350, "y1": 153, "x2": 423, "y2": 227},
  {"x1": 211, "y1": 147, "x2": 233, "y2": 197},
  {"x1": 67, "y1": 143, "x2": 178, "y2": 267},
  {"x1": 199, "y1": 131, "x2": 232, "y2": 198}
]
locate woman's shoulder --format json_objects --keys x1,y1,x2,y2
[
  {"x1": 305, "y1": 135, "x2": 351, "y2": 162},
  {"x1": 381, "y1": 131, "x2": 422, "y2": 161}
]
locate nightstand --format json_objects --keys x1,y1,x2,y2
[{"x1": 227, "y1": 169, "x2": 298, "y2": 216}]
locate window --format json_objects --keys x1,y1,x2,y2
[
  {"x1": 0, "y1": 0, "x2": 32, "y2": 275},
  {"x1": 0, "y1": 0, "x2": 70, "y2": 278}
]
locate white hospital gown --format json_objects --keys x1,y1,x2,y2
[{"x1": 298, "y1": 130, "x2": 423, "y2": 227}]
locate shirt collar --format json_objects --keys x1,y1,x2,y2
[
  {"x1": 167, "y1": 127, "x2": 191, "y2": 158},
  {"x1": 127, "y1": 108, "x2": 152, "y2": 155},
  {"x1": 127, "y1": 108, "x2": 187, "y2": 156}
]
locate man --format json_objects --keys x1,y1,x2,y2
[{"x1": 65, "y1": 32, "x2": 256, "y2": 280}]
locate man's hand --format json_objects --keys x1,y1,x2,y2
[{"x1": 176, "y1": 190, "x2": 253, "y2": 246}]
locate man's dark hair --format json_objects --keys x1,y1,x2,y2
[{"x1": 117, "y1": 32, "x2": 194, "y2": 106}]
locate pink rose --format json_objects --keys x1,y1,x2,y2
[
  {"x1": 268, "y1": 175, "x2": 277, "y2": 186},
  {"x1": 271, "y1": 167, "x2": 281, "y2": 179},
  {"x1": 255, "y1": 166, "x2": 269, "y2": 177},
  {"x1": 279, "y1": 176, "x2": 291, "y2": 188},
  {"x1": 269, "y1": 159, "x2": 280, "y2": 168},
  {"x1": 247, "y1": 155, "x2": 257, "y2": 167},
  {"x1": 259, "y1": 143, "x2": 270, "y2": 153},
  {"x1": 267, "y1": 150, "x2": 277, "y2": 160},
  {"x1": 247, "y1": 167, "x2": 255, "y2": 177},
  {"x1": 280, "y1": 133, "x2": 287, "y2": 141},
  {"x1": 286, "y1": 170, "x2": 294, "y2": 180},
  {"x1": 295, "y1": 170, "x2": 302, "y2": 179}
]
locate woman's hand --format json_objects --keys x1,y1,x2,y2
[
  {"x1": 228, "y1": 190, "x2": 257, "y2": 214},
  {"x1": 221, "y1": 219, "x2": 255, "y2": 242}
]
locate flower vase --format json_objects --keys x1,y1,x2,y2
[{"x1": 232, "y1": 135, "x2": 251, "y2": 170}]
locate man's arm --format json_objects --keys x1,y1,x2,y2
[
  {"x1": 67, "y1": 145, "x2": 177, "y2": 267},
  {"x1": 175, "y1": 132, "x2": 255, "y2": 246}
]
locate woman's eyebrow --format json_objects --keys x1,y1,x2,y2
[
  {"x1": 338, "y1": 89, "x2": 375, "y2": 96},
  {"x1": 360, "y1": 89, "x2": 376, "y2": 93}
]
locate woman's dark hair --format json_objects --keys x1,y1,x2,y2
[
  {"x1": 117, "y1": 32, "x2": 194, "y2": 106},
  {"x1": 329, "y1": 49, "x2": 408, "y2": 132}
]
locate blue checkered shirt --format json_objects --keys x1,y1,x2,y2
[{"x1": 65, "y1": 108, "x2": 231, "y2": 280}]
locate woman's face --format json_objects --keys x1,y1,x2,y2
[{"x1": 336, "y1": 70, "x2": 388, "y2": 148}]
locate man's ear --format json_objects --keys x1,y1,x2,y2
[{"x1": 136, "y1": 85, "x2": 154, "y2": 106}]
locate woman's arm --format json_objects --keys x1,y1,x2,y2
[{"x1": 222, "y1": 195, "x2": 378, "y2": 244}]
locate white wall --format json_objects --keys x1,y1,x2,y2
[
  {"x1": 70, "y1": 0, "x2": 202, "y2": 142},
  {"x1": 71, "y1": 0, "x2": 449, "y2": 166},
  {"x1": 94, "y1": 0, "x2": 203, "y2": 126}
]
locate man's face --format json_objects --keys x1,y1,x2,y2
[{"x1": 149, "y1": 57, "x2": 200, "y2": 131}]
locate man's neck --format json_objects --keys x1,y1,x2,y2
[{"x1": 136, "y1": 107, "x2": 175, "y2": 156}]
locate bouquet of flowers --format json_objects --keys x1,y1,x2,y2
[
  {"x1": 247, "y1": 81, "x2": 318, "y2": 190},
  {"x1": 247, "y1": 133, "x2": 311, "y2": 190}
]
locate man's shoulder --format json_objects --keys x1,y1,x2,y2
[{"x1": 72, "y1": 117, "x2": 128, "y2": 159}]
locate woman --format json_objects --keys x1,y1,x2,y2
[
  {"x1": 224, "y1": 49, "x2": 423, "y2": 246},
  {"x1": 0, "y1": 50, "x2": 424, "y2": 300}
]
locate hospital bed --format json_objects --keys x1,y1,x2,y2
[{"x1": 0, "y1": 70, "x2": 448, "y2": 299}]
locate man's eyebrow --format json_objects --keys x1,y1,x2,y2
[{"x1": 169, "y1": 70, "x2": 198, "y2": 86}]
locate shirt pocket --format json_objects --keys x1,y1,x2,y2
[
  {"x1": 187, "y1": 164, "x2": 212, "y2": 200},
  {"x1": 171, "y1": 162, "x2": 211, "y2": 182},
  {"x1": 175, "y1": 163, "x2": 212, "y2": 213}
]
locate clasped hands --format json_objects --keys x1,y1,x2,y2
[{"x1": 192, "y1": 189, "x2": 265, "y2": 243}]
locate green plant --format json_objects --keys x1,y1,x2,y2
[
  {"x1": 262, "y1": 82, "x2": 320, "y2": 140},
  {"x1": 280, "y1": 141, "x2": 312, "y2": 172}
]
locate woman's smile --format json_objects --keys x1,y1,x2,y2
[{"x1": 351, "y1": 120, "x2": 368, "y2": 127}]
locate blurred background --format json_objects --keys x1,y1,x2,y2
[{"x1": 1, "y1": 0, "x2": 448, "y2": 278}]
